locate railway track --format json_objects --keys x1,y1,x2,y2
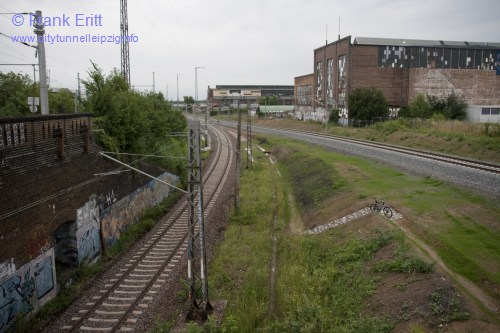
[
  {"x1": 58, "y1": 124, "x2": 233, "y2": 332},
  {"x1": 249, "y1": 125, "x2": 500, "y2": 175}
]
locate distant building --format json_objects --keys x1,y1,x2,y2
[
  {"x1": 296, "y1": 36, "x2": 500, "y2": 123},
  {"x1": 294, "y1": 74, "x2": 314, "y2": 120},
  {"x1": 207, "y1": 85, "x2": 294, "y2": 108}
]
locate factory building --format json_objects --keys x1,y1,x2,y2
[
  {"x1": 207, "y1": 85, "x2": 294, "y2": 108},
  {"x1": 296, "y1": 36, "x2": 500, "y2": 123}
]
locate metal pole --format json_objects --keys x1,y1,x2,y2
[
  {"x1": 34, "y1": 10, "x2": 49, "y2": 115},
  {"x1": 32, "y1": 64, "x2": 36, "y2": 113},
  {"x1": 235, "y1": 99, "x2": 241, "y2": 210},
  {"x1": 176, "y1": 73, "x2": 182, "y2": 106},
  {"x1": 195, "y1": 67, "x2": 204, "y2": 111},
  {"x1": 186, "y1": 120, "x2": 212, "y2": 320},
  {"x1": 246, "y1": 110, "x2": 252, "y2": 169}
]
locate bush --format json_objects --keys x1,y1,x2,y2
[
  {"x1": 427, "y1": 93, "x2": 467, "y2": 120},
  {"x1": 329, "y1": 108, "x2": 341, "y2": 124},
  {"x1": 348, "y1": 87, "x2": 389, "y2": 120}
]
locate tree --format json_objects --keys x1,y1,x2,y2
[
  {"x1": 399, "y1": 94, "x2": 432, "y2": 118},
  {"x1": 83, "y1": 62, "x2": 186, "y2": 157},
  {"x1": 49, "y1": 88, "x2": 75, "y2": 114},
  {"x1": 0, "y1": 72, "x2": 37, "y2": 116},
  {"x1": 348, "y1": 87, "x2": 389, "y2": 120},
  {"x1": 183, "y1": 96, "x2": 195, "y2": 104},
  {"x1": 329, "y1": 108, "x2": 340, "y2": 124},
  {"x1": 427, "y1": 93, "x2": 467, "y2": 120},
  {"x1": 259, "y1": 96, "x2": 278, "y2": 106}
]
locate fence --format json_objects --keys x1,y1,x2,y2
[{"x1": 342, "y1": 117, "x2": 499, "y2": 135}]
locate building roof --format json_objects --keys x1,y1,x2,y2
[
  {"x1": 353, "y1": 37, "x2": 500, "y2": 49},
  {"x1": 260, "y1": 105, "x2": 294, "y2": 112},
  {"x1": 214, "y1": 85, "x2": 293, "y2": 90}
]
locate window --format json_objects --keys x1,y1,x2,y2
[
  {"x1": 316, "y1": 61, "x2": 323, "y2": 99},
  {"x1": 327, "y1": 59, "x2": 334, "y2": 105},
  {"x1": 491, "y1": 108, "x2": 500, "y2": 115},
  {"x1": 338, "y1": 55, "x2": 347, "y2": 106},
  {"x1": 481, "y1": 108, "x2": 491, "y2": 115}
]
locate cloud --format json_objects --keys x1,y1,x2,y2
[{"x1": 0, "y1": 0, "x2": 498, "y2": 100}]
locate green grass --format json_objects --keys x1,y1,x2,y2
[
  {"x1": 207, "y1": 146, "x2": 395, "y2": 332},
  {"x1": 206, "y1": 134, "x2": 500, "y2": 331},
  {"x1": 256, "y1": 136, "x2": 500, "y2": 295},
  {"x1": 373, "y1": 237, "x2": 434, "y2": 274}
]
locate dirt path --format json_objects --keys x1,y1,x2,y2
[
  {"x1": 393, "y1": 219, "x2": 500, "y2": 319},
  {"x1": 302, "y1": 207, "x2": 500, "y2": 321},
  {"x1": 268, "y1": 165, "x2": 280, "y2": 315}
]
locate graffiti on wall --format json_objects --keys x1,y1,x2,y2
[
  {"x1": 0, "y1": 248, "x2": 56, "y2": 333},
  {"x1": 101, "y1": 172, "x2": 178, "y2": 246},
  {"x1": 0, "y1": 260, "x2": 15, "y2": 281},
  {"x1": 76, "y1": 198, "x2": 101, "y2": 265},
  {"x1": 76, "y1": 196, "x2": 99, "y2": 230},
  {"x1": 77, "y1": 223, "x2": 100, "y2": 265}
]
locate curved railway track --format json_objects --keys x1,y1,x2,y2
[
  {"x1": 58, "y1": 124, "x2": 233, "y2": 333},
  {"x1": 248, "y1": 125, "x2": 500, "y2": 174}
]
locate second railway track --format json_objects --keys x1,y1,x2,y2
[
  {"x1": 55, "y1": 124, "x2": 234, "y2": 333},
  {"x1": 249, "y1": 125, "x2": 500, "y2": 174}
]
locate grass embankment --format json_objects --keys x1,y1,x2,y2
[
  {"x1": 14, "y1": 191, "x2": 182, "y2": 333},
  {"x1": 203, "y1": 135, "x2": 500, "y2": 332},
  {"x1": 215, "y1": 114, "x2": 500, "y2": 163}
]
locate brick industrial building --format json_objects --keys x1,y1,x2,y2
[{"x1": 295, "y1": 36, "x2": 500, "y2": 123}]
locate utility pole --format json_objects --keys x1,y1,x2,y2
[
  {"x1": 195, "y1": 66, "x2": 204, "y2": 108},
  {"x1": 186, "y1": 119, "x2": 212, "y2": 321},
  {"x1": 120, "y1": 0, "x2": 130, "y2": 85},
  {"x1": 176, "y1": 73, "x2": 182, "y2": 106},
  {"x1": 33, "y1": 10, "x2": 49, "y2": 115},
  {"x1": 246, "y1": 110, "x2": 252, "y2": 169},
  {"x1": 152, "y1": 71, "x2": 155, "y2": 93},
  {"x1": 75, "y1": 72, "x2": 81, "y2": 113},
  {"x1": 235, "y1": 99, "x2": 241, "y2": 210}
]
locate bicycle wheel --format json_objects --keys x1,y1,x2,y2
[
  {"x1": 370, "y1": 204, "x2": 378, "y2": 213},
  {"x1": 383, "y1": 207, "x2": 393, "y2": 218}
]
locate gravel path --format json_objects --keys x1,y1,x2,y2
[{"x1": 249, "y1": 125, "x2": 500, "y2": 198}]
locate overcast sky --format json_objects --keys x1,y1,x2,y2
[{"x1": 1, "y1": 0, "x2": 498, "y2": 100}]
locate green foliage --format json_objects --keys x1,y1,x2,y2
[
  {"x1": 259, "y1": 95, "x2": 278, "y2": 106},
  {"x1": 429, "y1": 286, "x2": 470, "y2": 324},
  {"x1": 427, "y1": 93, "x2": 467, "y2": 120},
  {"x1": 399, "y1": 94, "x2": 432, "y2": 118},
  {"x1": 49, "y1": 88, "x2": 78, "y2": 114},
  {"x1": 0, "y1": 71, "x2": 38, "y2": 116},
  {"x1": 271, "y1": 233, "x2": 394, "y2": 332},
  {"x1": 374, "y1": 242, "x2": 434, "y2": 274},
  {"x1": 483, "y1": 123, "x2": 500, "y2": 137},
  {"x1": 329, "y1": 108, "x2": 341, "y2": 123},
  {"x1": 279, "y1": 151, "x2": 346, "y2": 208},
  {"x1": 184, "y1": 96, "x2": 195, "y2": 104},
  {"x1": 348, "y1": 87, "x2": 389, "y2": 120},
  {"x1": 82, "y1": 62, "x2": 187, "y2": 176},
  {"x1": 374, "y1": 119, "x2": 404, "y2": 135}
]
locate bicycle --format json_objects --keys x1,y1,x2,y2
[{"x1": 370, "y1": 198, "x2": 393, "y2": 218}]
